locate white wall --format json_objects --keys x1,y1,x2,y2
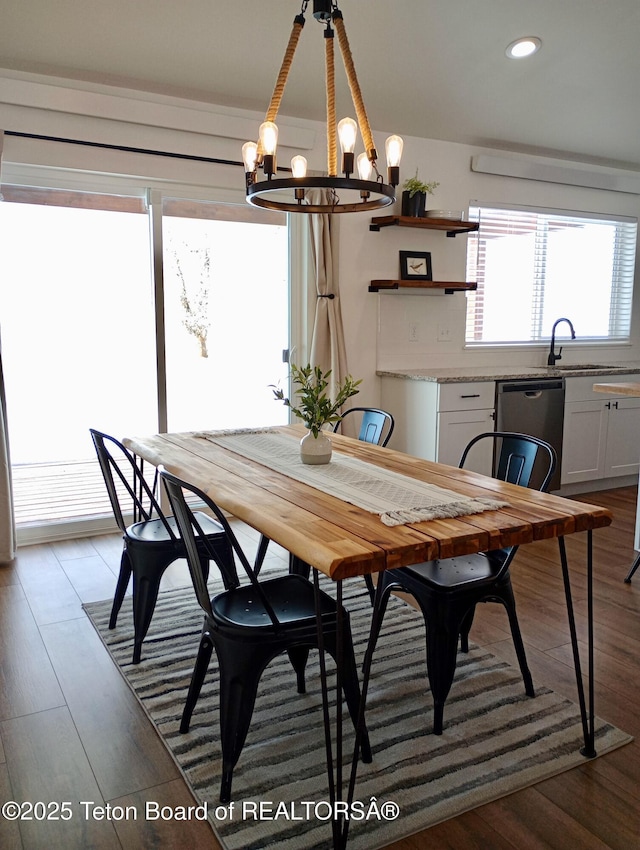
[{"x1": 2, "y1": 69, "x2": 640, "y2": 410}]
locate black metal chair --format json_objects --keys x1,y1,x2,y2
[
  {"x1": 332, "y1": 406, "x2": 395, "y2": 447},
  {"x1": 160, "y1": 467, "x2": 372, "y2": 803},
  {"x1": 90, "y1": 429, "x2": 234, "y2": 664},
  {"x1": 365, "y1": 431, "x2": 557, "y2": 735}
]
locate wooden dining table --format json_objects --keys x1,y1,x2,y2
[{"x1": 124, "y1": 424, "x2": 612, "y2": 849}]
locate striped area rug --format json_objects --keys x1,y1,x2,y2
[{"x1": 84, "y1": 577, "x2": 631, "y2": 850}]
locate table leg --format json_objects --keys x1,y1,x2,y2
[
  {"x1": 624, "y1": 551, "x2": 640, "y2": 583},
  {"x1": 312, "y1": 569, "x2": 342, "y2": 847},
  {"x1": 253, "y1": 534, "x2": 271, "y2": 575},
  {"x1": 558, "y1": 533, "x2": 596, "y2": 757},
  {"x1": 624, "y1": 479, "x2": 640, "y2": 581},
  {"x1": 312, "y1": 570, "x2": 376, "y2": 850}
]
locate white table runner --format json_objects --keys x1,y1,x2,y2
[{"x1": 197, "y1": 430, "x2": 508, "y2": 527}]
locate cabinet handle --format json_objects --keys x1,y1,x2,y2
[{"x1": 460, "y1": 394, "x2": 481, "y2": 399}]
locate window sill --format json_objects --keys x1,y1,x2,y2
[{"x1": 464, "y1": 340, "x2": 632, "y2": 351}]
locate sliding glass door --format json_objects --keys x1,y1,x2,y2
[
  {"x1": 162, "y1": 198, "x2": 289, "y2": 431},
  {"x1": 0, "y1": 183, "x2": 292, "y2": 539},
  {"x1": 0, "y1": 186, "x2": 157, "y2": 530}
]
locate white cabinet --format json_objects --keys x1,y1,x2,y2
[
  {"x1": 561, "y1": 376, "x2": 640, "y2": 485},
  {"x1": 605, "y1": 398, "x2": 640, "y2": 475},
  {"x1": 380, "y1": 377, "x2": 495, "y2": 474},
  {"x1": 561, "y1": 400, "x2": 608, "y2": 484},
  {"x1": 437, "y1": 408, "x2": 495, "y2": 472}
]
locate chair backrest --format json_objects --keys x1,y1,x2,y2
[
  {"x1": 333, "y1": 407, "x2": 395, "y2": 447},
  {"x1": 90, "y1": 428, "x2": 175, "y2": 537},
  {"x1": 459, "y1": 431, "x2": 557, "y2": 493},
  {"x1": 160, "y1": 468, "x2": 282, "y2": 627}
]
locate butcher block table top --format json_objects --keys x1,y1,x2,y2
[
  {"x1": 593, "y1": 381, "x2": 640, "y2": 396},
  {"x1": 123, "y1": 425, "x2": 612, "y2": 581}
]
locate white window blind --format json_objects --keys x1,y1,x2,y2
[{"x1": 465, "y1": 204, "x2": 637, "y2": 345}]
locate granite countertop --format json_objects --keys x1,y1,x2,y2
[{"x1": 377, "y1": 363, "x2": 640, "y2": 383}]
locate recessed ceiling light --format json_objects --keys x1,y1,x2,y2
[{"x1": 506, "y1": 37, "x2": 542, "y2": 59}]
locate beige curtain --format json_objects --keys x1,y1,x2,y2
[
  {"x1": 0, "y1": 130, "x2": 17, "y2": 563},
  {"x1": 307, "y1": 190, "x2": 348, "y2": 402}
]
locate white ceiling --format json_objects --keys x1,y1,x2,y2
[{"x1": 2, "y1": 0, "x2": 640, "y2": 170}]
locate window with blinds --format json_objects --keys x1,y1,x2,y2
[{"x1": 465, "y1": 204, "x2": 638, "y2": 345}]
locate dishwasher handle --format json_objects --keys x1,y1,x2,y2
[
  {"x1": 498, "y1": 379, "x2": 565, "y2": 393},
  {"x1": 524, "y1": 390, "x2": 542, "y2": 399}
]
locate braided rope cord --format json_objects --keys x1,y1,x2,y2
[
  {"x1": 333, "y1": 14, "x2": 376, "y2": 161},
  {"x1": 257, "y1": 17, "x2": 305, "y2": 158},
  {"x1": 325, "y1": 33, "x2": 338, "y2": 176}
]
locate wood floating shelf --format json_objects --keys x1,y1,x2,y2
[
  {"x1": 369, "y1": 280, "x2": 477, "y2": 294},
  {"x1": 369, "y1": 215, "x2": 479, "y2": 236}
]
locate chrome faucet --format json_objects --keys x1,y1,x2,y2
[{"x1": 547, "y1": 317, "x2": 576, "y2": 366}]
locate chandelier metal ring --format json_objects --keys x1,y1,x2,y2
[{"x1": 247, "y1": 176, "x2": 395, "y2": 213}]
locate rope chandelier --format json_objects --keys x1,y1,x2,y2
[{"x1": 242, "y1": 0, "x2": 403, "y2": 214}]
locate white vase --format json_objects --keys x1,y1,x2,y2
[{"x1": 300, "y1": 429, "x2": 332, "y2": 465}]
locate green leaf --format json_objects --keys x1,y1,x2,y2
[{"x1": 271, "y1": 363, "x2": 362, "y2": 432}]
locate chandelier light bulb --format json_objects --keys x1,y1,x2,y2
[
  {"x1": 357, "y1": 152, "x2": 373, "y2": 180},
  {"x1": 242, "y1": 141, "x2": 258, "y2": 173},
  {"x1": 291, "y1": 155, "x2": 308, "y2": 178},
  {"x1": 259, "y1": 121, "x2": 278, "y2": 178},
  {"x1": 385, "y1": 135, "x2": 403, "y2": 186},
  {"x1": 259, "y1": 122, "x2": 279, "y2": 156},
  {"x1": 337, "y1": 117, "x2": 358, "y2": 153},
  {"x1": 338, "y1": 117, "x2": 358, "y2": 177},
  {"x1": 385, "y1": 135, "x2": 403, "y2": 168}
]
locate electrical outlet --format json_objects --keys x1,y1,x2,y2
[
  {"x1": 408, "y1": 322, "x2": 419, "y2": 342},
  {"x1": 437, "y1": 325, "x2": 452, "y2": 342}
]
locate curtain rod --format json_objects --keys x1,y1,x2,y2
[{"x1": 5, "y1": 130, "x2": 243, "y2": 168}]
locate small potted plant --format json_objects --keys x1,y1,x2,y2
[
  {"x1": 401, "y1": 171, "x2": 439, "y2": 217},
  {"x1": 272, "y1": 363, "x2": 361, "y2": 464}
]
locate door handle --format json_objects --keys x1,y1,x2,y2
[{"x1": 524, "y1": 391, "x2": 542, "y2": 399}]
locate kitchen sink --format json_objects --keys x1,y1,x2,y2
[
  {"x1": 548, "y1": 363, "x2": 610, "y2": 371},
  {"x1": 532, "y1": 363, "x2": 634, "y2": 375}
]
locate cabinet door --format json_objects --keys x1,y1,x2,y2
[
  {"x1": 380, "y1": 377, "x2": 438, "y2": 458},
  {"x1": 605, "y1": 398, "x2": 640, "y2": 477},
  {"x1": 561, "y1": 400, "x2": 608, "y2": 484},
  {"x1": 437, "y1": 409, "x2": 495, "y2": 474}
]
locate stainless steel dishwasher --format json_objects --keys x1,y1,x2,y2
[{"x1": 495, "y1": 378, "x2": 565, "y2": 491}]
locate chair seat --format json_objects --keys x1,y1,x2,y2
[
  {"x1": 127, "y1": 512, "x2": 223, "y2": 544},
  {"x1": 404, "y1": 548, "x2": 511, "y2": 591},
  {"x1": 212, "y1": 574, "x2": 336, "y2": 629}
]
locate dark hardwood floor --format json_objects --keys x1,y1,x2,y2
[{"x1": 1, "y1": 488, "x2": 638, "y2": 849}]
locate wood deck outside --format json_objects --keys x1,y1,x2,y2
[
  {"x1": 12, "y1": 460, "x2": 113, "y2": 525},
  {"x1": 11, "y1": 459, "x2": 194, "y2": 528}
]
